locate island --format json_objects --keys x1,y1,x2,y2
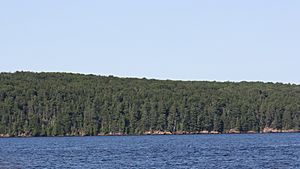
[{"x1": 0, "y1": 71, "x2": 299, "y2": 137}]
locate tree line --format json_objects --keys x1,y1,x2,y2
[{"x1": 0, "y1": 72, "x2": 299, "y2": 136}]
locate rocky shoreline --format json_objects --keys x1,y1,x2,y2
[
  {"x1": 0, "y1": 128, "x2": 299, "y2": 138},
  {"x1": 142, "y1": 128, "x2": 300, "y2": 135}
]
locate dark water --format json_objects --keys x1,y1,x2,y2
[{"x1": 0, "y1": 133, "x2": 299, "y2": 169}]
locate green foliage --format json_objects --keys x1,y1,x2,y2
[{"x1": 0, "y1": 71, "x2": 300, "y2": 136}]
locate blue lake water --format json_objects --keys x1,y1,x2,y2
[{"x1": 0, "y1": 133, "x2": 299, "y2": 169}]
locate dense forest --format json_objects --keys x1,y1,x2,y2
[{"x1": 0, "y1": 72, "x2": 299, "y2": 137}]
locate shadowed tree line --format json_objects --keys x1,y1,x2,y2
[{"x1": 0, "y1": 72, "x2": 299, "y2": 136}]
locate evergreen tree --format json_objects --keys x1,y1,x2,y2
[{"x1": 0, "y1": 71, "x2": 299, "y2": 136}]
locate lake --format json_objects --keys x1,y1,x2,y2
[{"x1": 0, "y1": 133, "x2": 299, "y2": 169}]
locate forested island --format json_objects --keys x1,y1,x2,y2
[{"x1": 0, "y1": 71, "x2": 299, "y2": 137}]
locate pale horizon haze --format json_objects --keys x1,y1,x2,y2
[{"x1": 1, "y1": 1, "x2": 299, "y2": 84}]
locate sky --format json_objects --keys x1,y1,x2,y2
[{"x1": 0, "y1": 1, "x2": 299, "y2": 84}]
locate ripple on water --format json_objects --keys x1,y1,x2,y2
[{"x1": 0, "y1": 133, "x2": 299, "y2": 169}]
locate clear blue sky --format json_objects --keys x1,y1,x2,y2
[{"x1": 1, "y1": 1, "x2": 299, "y2": 83}]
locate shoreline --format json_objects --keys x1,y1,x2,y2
[{"x1": 1, "y1": 129, "x2": 299, "y2": 138}]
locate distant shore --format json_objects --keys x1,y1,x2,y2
[{"x1": 1, "y1": 128, "x2": 299, "y2": 138}]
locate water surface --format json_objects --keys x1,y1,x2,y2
[{"x1": 0, "y1": 133, "x2": 299, "y2": 169}]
